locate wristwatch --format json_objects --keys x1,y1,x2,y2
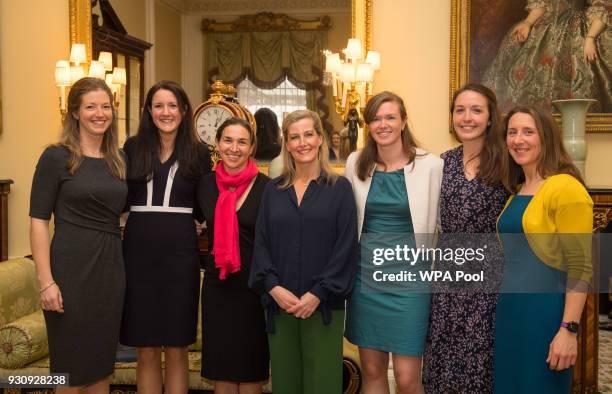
[{"x1": 560, "y1": 321, "x2": 579, "y2": 334}]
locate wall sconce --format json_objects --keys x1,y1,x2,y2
[
  {"x1": 324, "y1": 38, "x2": 380, "y2": 149},
  {"x1": 324, "y1": 39, "x2": 380, "y2": 118},
  {"x1": 55, "y1": 44, "x2": 127, "y2": 119}
]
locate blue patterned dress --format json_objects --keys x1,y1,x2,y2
[{"x1": 423, "y1": 146, "x2": 509, "y2": 394}]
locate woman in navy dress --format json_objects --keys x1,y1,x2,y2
[
  {"x1": 494, "y1": 105, "x2": 593, "y2": 393},
  {"x1": 423, "y1": 84, "x2": 508, "y2": 393},
  {"x1": 121, "y1": 81, "x2": 211, "y2": 393}
]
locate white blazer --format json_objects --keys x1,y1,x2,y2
[{"x1": 344, "y1": 148, "x2": 442, "y2": 243}]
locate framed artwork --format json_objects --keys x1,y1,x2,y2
[
  {"x1": 0, "y1": 62, "x2": 2, "y2": 134},
  {"x1": 450, "y1": 0, "x2": 612, "y2": 133}
]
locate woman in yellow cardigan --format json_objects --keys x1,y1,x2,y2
[{"x1": 494, "y1": 105, "x2": 593, "y2": 394}]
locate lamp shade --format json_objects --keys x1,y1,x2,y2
[
  {"x1": 88, "y1": 60, "x2": 106, "y2": 79},
  {"x1": 345, "y1": 38, "x2": 362, "y2": 60},
  {"x1": 356, "y1": 63, "x2": 374, "y2": 83},
  {"x1": 55, "y1": 60, "x2": 71, "y2": 86},
  {"x1": 105, "y1": 74, "x2": 119, "y2": 94},
  {"x1": 365, "y1": 51, "x2": 381, "y2": 71},
  {"x1": 325, "y1": 53, "x2": 342, "y2": 74},
  {"x1": 69, "y1": 43, "x2": 87, "y2": 65},
  {"x1": 98, "y1": 51, "x2": 113, "y2": 71},
  {"x1": 340, "y1": 63, "x2": 356, "y2": 83},
  {"x1": 70, "y1": 65, "x2": 85, "y2": 84},
  {"x1": 112, "y1": 67, "x2": 127, "y2": 85}
]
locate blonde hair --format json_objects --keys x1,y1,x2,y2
[
  {"x1": 60, "y1": 77, "x2": 126, "y2": 179},
  {"x1": 278, "y1": 109, "x2": 337, "y2": 189}
]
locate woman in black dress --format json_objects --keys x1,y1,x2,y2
[
  {"x1": 422, "y1": 83, "x2": 508, "y2": 393},
  {"x1": 30, "y1": 77, "x2": 127, "y2": 391},
  {"x1": 198, "y1": 118, "x2": 270, "y2": 393},
  {"x1": 120, "y1": 81, "x2": 211, "y2": 393}
]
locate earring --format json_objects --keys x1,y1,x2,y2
[{"x1": 487, "y1": 121, "x2": 491, "y2": 126}]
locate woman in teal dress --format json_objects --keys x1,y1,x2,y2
[
  {"x1": 495, "y1": 105, "x2": 593, "y2": 393},
  {"x1": 344, "y1": 91, "x2": 442, "y2": 393}
]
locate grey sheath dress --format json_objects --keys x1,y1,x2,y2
[{"x1": 29, "y1": 145, "x2": 127, "y2": 386}]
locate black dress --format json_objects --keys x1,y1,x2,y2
[
  {"x1": 29, "y1": 146, "x2": 127, "y2": 386},
  {"x1": 198, "y1": 172, "x2": 270, "y2": 382},
  {"x1": 422, "y1": 146, "x2": 509, "y2": 394},
  {"x1": 120, "y1": 139, "x2": 211, "y2": 346}
]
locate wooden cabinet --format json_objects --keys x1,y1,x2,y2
[
  {"x1": 573, "y1": 189, "x2": 612, "y2": 393},
  {"x1": 0, "y1": 179, "x2": 13, "y2": 261}
]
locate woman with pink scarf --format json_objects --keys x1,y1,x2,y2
[{"x1": 198, "y1": 117, "x2": 270, "y2": 393}]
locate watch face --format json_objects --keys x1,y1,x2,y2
[{"x1": 195, "y1": 106, "x2": 234, "y2": 145}]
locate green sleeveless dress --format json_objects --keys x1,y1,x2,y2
[{"x1": 346, "y1": 170, "x2": 430, "y2": 355}]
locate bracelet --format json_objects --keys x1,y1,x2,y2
[
  {"x1": 40, "y1": 281, "x2": 56, "y2": 293},
  {"x1": 586, "y1": 35, "x2": 597, "y2": 39}
]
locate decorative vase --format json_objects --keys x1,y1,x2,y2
[{"x1": 551, "y1": 99, "x2": 596, "y2": 177}]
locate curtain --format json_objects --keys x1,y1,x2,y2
[{"x1": 205, "y1": 30, "x2": 331, "y2": 132}]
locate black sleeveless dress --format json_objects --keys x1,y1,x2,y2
[
  {"x1": 120, "y1": 139, "x2": 211, "y2": 346},
  {"x1": 198, "y1": 172, "x2": 270, "y2": 382}
]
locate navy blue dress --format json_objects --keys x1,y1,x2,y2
[{"x1": 423, "y1": 146, "x2": 508, "y2": 393}]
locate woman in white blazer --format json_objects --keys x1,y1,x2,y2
[{"x1": 344, "y1": 91, "x2": 442, "y2": 394}]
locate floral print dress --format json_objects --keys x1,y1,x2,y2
[{"x1": 422, "y1": 146, "x2": 509, "y2": 394}]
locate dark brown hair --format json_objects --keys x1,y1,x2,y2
[
  {"x1": 215, "y1": 117, "x2": 257, "y2": 154},
  {"x1": 355, "y1": 91, "x2": 418, "y2": 181},
  {"x1": 502, "y1": 105, "x2": 584, "y2": 192},
  {"x1": 128, "y1": 80, "x2": 203, "y2": 180},
  {"x1": 60, "y1": 77, "x2": 125, "y2": 179},
  {"x1": 451, "y1": 83, "x2": 506, "y2": 186}
]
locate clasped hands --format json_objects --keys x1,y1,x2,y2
[{"x1": 269, "y1": 286, "x2": 320, "y2": 319}]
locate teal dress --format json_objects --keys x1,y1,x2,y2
[
  {"x1": 494, "y1": 195, "x2": 572, "y2": 393},
  {"x1": 345, "y1": 170, "x2": 430, "y2": 356}
]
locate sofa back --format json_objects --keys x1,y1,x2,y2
[{"x1": 0, "y1": 258, "x2": 40, "y2": 327}]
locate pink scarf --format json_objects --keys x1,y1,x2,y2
[{"x1": 213, "y1": 158, "x2": 258, "y2": 279}]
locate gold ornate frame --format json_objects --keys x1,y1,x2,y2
[
  {"x1": 449, "y1": 0, "x2": 612, "y2": 133},
  {"x1": 69, "y1": 0, "x2": 93, "y2": 63}
]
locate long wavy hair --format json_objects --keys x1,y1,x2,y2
[
  {"x1": 59, "y1": 77, "x2": 125, "y2": 179},
  {"x1": 355, "y1": 91, "x2": 419, "y2": 181},
  {"x1": 128, "y1": 80, "x2": 202, "y2": 181},
  {"x1": 278, "y1": 109, "x2": 337, "y2": 189},
  {"x1": 502, "y1": 105, "x2": 584, "y2": 192},
  {"x1": 451, "y1": 83, "x2": 506, "y2": 186}
]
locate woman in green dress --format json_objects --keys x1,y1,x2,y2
[{"x1": 344, "y1": 91, "x2": 442, "y2": 393}]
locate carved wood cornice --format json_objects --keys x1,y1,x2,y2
[
  {"x1": 188, "y1": 0, "x2": 349, "y2": 13},
  {"x1": 202, "y1": 12, "x2": 332, "y2": 32}
]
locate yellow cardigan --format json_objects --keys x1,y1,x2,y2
[{"x1": 497, "y1": 174, "x2": 594, "y2": 283}]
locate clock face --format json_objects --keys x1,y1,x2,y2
[{"x1": 195, "y1": 105, "x2": 234, "y2": 145}]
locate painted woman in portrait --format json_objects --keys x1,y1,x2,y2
[{"x1": 483, "y1": 0, "x2": 611, "y2": 113}]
